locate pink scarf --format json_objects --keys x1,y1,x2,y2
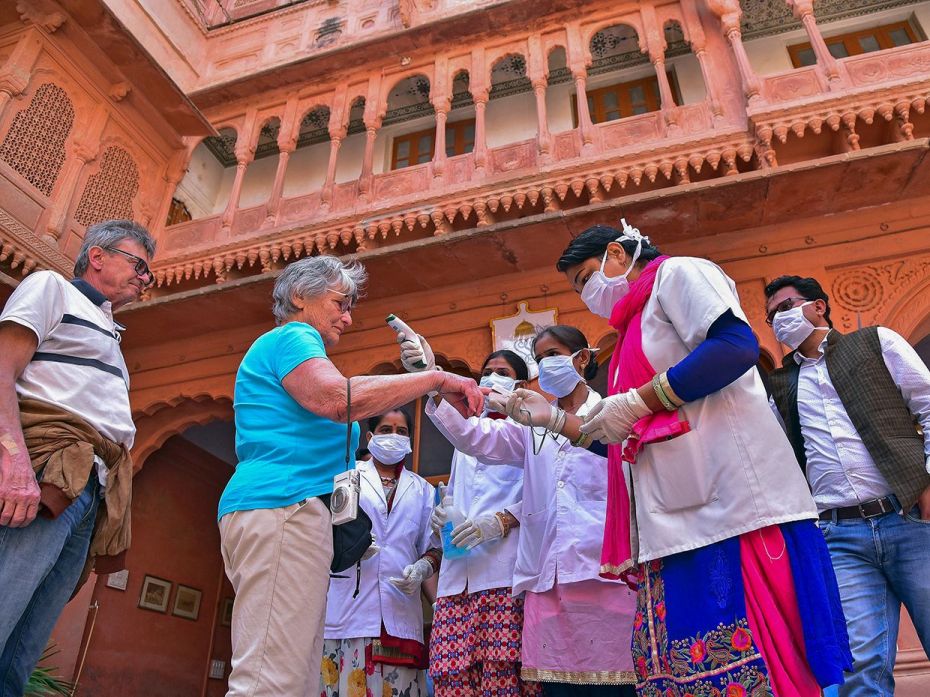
[{"x1": 599, "y1": 256, "x2": 690, "y2": 581}]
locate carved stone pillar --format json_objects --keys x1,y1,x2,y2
[
  {"x1": 358, "y1": 115, "x2": 381, "y2": 202},
  {"x1": 265, "y1": 142, "x2": 295, "y2": 221},
  {"x1": 154, "y1": 148, "x2": 191, "y2": 232},
  {"x1": 431, "y1": 98, "x2": 450, "y2": 177},
  {"x1": 787, "y1": 0, "x2": 841, "y2": 84},
  {"x1": 43, "y1": 142, "x2": 97, "y2": 244},
  {"x1": 641, "y1": 6, "x2": 679, "y2": 129},
  {"x1": 572, "y1": 69, "x2": 596, "y2": 152},
  {"x1": 266, "y1": 96, "x2": 300, "y2": 223},
  {"x1": 531, "y1": 78, "x2": 552, "y2": 157},
  {"x1": 221, "y1": 151, "x2": 253, "y2": 232},
  {"x1": 680, "y1": 1, "x2": 724, "y2": 121},
  {"x1": 320, "y1": 129, "x2": 345, "y2": 209},
  {"x1": 706, "y1": 0, "x2": 762, "y2": 104},
  {"x1": 472, "y1": 88, "x2": 489, "y2": 171},
  {"x1": 42, "y1": 101, "x2": 108, "y2": 243}
]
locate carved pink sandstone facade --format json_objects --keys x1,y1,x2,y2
[{"x1": 2, "y1": 0, "x2": 930, "y2": 694}]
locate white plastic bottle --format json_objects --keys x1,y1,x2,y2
[{"x1": 440, "y1": 495, "x2": 470, "y2": 559}]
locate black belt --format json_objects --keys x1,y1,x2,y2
[{"x1": 819, "y1": 495, "x2": 897, "y2": 521}]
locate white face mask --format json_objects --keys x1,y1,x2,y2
[
  {"x1": 537, "y1": 351, "x2": 585, "y2": 398},
  {"x1": 772, "y1": 301, "x2": 821, "y2": 350},
  {"x1": 479, "y1": 373, "x2": 518, "y2": 415},
  {"x1": 580, "y1": 219, "x2": 649, "y2": 319},
  {"x1": 367, "y1": 433, "x2": 411, "y2": 465},
  {"x1": 479, "y1": 372, "x2": 517, "y2": 394}
]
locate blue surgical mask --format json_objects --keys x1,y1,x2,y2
[{"x1": 537, "y1": 351, "x2": 584, "y2": 398}]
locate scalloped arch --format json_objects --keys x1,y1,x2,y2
[
  {"x1": 131, "y1": 396, "x2": 233, "y2": 472},
  {"x1": 883, "y1": 274, "x2": 930, "y2": 344}
]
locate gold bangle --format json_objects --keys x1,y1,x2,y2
[
  {"x1": 571, "y1": 430, "x2": 591, "y2": 448},
  {"x1": 658, "y1": 372, "x2": 685, "y2": 408},
  {"x1": 494, "y1": 511, "x2": 511, "y2": 537},
  {"x1": 652, "y1": 374, "x2": 676, "y2": 411}
]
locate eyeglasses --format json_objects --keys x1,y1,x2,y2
[
  {"x1": 329, "y1": 289, "x2": 355, "y2": 314},
  {"x1": 105, "y1": 247, "x2": 153, "y2": 286},
  {"x1": 765, "y1": 296, "x2": 807, "y2": 326}
]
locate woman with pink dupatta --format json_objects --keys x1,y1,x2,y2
[{"x1": 494, "y1": 221, "x2": 851, "y2": 696}]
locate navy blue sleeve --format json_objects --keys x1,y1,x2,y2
[
  {"x1": 666, "y1": 310, "x2": 759, "y2": 403},
  {"x1": 586, "y1": 439, "x2": 608, "y2": 458}
]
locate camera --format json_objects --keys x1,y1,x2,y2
[{"x1": 331, "y1": 469, "x2": 360, "y2": 525}]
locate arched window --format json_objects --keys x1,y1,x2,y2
[
  {"x1": 0, "y1": 83, "x2": 74, "y2": 196},
  {"x1": 74, "y1": 146, "x2": 140, "y2": 227}
]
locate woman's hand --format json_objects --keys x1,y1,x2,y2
[
  {"x1": 389, "y1": 558, "x2": 434, "y2": 595},
  {"x1": 451, "y1": 512, "x2": 504, "y2": 550},
  {"x1": 499, "y1": 388, "x2": 559, "y2": 429},
  {"x1": 580, "y1": 388, "x2": 651, "y2": 444},
  {"x1": 437, "y1": 372, "x2": 484, "y2": 418},
  {"x1": 397, "y1": 331, "x2": 436, "y2": 373}
]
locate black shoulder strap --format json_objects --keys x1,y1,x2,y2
[{"x1": 345, "y1": 377, "x2": 352, "y2": 471}]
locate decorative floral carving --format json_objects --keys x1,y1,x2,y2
[{"x1": 832, "y1": 268, "x2": 884, "y2": 312}]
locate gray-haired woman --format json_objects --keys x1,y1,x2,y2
[{"x1": 218, "y1": 256, "x2": 482, "y2": 697}]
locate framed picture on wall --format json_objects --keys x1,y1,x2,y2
[
  {"x1": 220, "y1": 597, "x2": 234, "y2": 627},
  {"x1": 172, "y1": 585, "x2": 202, "y2": 621},
  {"x1": 138, "y1": 575, "x2": 172, "y2": 613}
]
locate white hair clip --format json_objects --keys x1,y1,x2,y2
[{"x1": 620, "y1": 218, "x2": 650, "y2": 245}]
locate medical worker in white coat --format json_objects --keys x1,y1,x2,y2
[
  {"x1": 398, "y1": 325, "x2": 637, "y2": 697},
  {"x1": 427, "y1": 349, "x2": 542, "y2": 697},
  {"x1": 322, "y1": 409, "x2": 438, "y2": 697}
]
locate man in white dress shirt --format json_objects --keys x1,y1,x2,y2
[{"x1": 765, "y1": 275, "x2": 930, "y2": 697}]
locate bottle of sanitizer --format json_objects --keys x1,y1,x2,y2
[{"x1": 441, "y1": 495, "x2": 470, "y2": 559}]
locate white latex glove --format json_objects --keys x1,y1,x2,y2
[
  {"x1": 361, "y1": 539, "x2": 380, "y2": 561},
  {"x1": 580, "y1": 388, "x2": 651, "y2": 444},
  {"x1": 498, "y1": 388, "x2": 559, "y2": 430},
  {"x1": 429, "y1": 503, "x2": 448, "y2": 535},
  {"x1": 392, "y1": 316, "x2": 436, "y2": 373},
  {"x1": 451, "y1": 512, "x2": 504, "y2": 550},
  {"x1": 389, "y1": 558, "x2": 435, "y2": 595}
]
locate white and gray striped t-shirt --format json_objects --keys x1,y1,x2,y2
[{"x1": 0, "y1": 270, "x2": 135, "y2": 449}]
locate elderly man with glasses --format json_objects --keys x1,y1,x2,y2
[
  {"x1": 0, "y1": 219, "x2": 155, "y2": 695},
  {"x1": 765, "y1": 275, "x2": 930, "y2": 697}
]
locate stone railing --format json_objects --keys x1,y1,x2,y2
[{"x1": 151, "y1": 103, "x2": 752, "y2": 288}]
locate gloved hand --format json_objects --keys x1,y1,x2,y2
[
  {"x1": 389, "y1": 558, "x2": 435, "y2": 595},
  {"x1": 451, "y1": 512, "x2": 504, "y2": 550},
  {"x1": 580, "y1": 388, "x2": 651, "y2": 444},
  {"x1": 396, "y1": 329, "x2": 436, "y2": 373},
  {"x1": 430, "y1": 505, "x2": 447, "y2": 535},
  {"x1": 361, "y1": 539, "x2": 380, "y2": 561},
  {"x1": 492, "y1": 388, "x2": 559, "y2": 430}
]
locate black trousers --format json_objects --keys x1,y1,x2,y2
[{"x1": 541, "y1": 683, "x2": 636, "y2": 697}]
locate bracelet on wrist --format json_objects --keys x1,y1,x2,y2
[
  {"x1": 571, "y1": 430, "x2": 592, "y2": 448},
  {"x1": 658, "y1": 372, "x2": 685, "y2": 408},
  {"x1": 652, "y1": 374, "x2": 676, "y2": 411},
  {"x1": 494, "y1": 511, "x2": 510, "y2": 538}
]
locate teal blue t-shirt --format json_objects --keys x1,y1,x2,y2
[{"x1": 218, "y1": 322, "x2": 360, "y2": 519}]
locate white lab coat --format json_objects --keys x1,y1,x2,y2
[
  {"x1": 428, "y1": 416, "x2": 524, "y2": 598},
  {"x1": 324, "y1": 460, "x2": 435, "y2": 642},
  {"x1": 631, "y1": 257, "x2": 817, "y2": 561},
  {"x1": 426, "y1": 390, "x2": 617, "y2": 596}
]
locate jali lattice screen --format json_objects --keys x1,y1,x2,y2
[
  {"x1": 73, "y1": 146, "x2": 139, "y2": 227},
  {"x1": 0, "y1": 83, "x2": 74, "y2": 197}
]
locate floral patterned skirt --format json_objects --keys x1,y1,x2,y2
[
  {"x1": 429, "y1": 587, "x2": 541, "y2": 697},
  {"x1": 632, "y1": 521, "x2": 851, "y2": 697},
  {"x1": 321, "y1": 637, "x2": 423, "y2": 697}
]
